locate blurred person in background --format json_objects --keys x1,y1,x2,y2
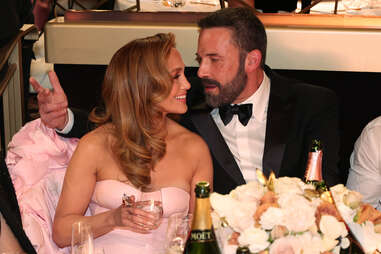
[{"x1": 347, "y1": 116, "x2": 381, "y2": 211}]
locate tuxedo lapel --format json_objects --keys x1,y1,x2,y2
[
  {"x1": 263, "y1": 67, "x2": 295, "y2": 177},
  {"x1": 190, "y1": 112, "x2": 245, "y2": 186}
]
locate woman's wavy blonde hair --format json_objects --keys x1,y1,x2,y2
[{"x1": 90, "y1": 33, "x2": 176, "y2": 189}]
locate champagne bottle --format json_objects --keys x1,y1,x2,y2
[
  {"x1": 236, "y1": 246, "x2": 251, "y2": 254},
  {"x1": 183, "y1": 181, "x2": 221, "y2": 254},
  {"x1": 304, "y1": 139, "x2": 327, "y2": 193}
]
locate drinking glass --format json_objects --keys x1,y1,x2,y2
[
  {"x1": 164, "y1": 0, "x2": 186, "y2": 7},
  {"x1": 165, "y1": 213, "x2": 193, "y2": 254},
  {"x1": 71, "y1": 221, "x2": 94, "y2": 254},
  {"x1": 136, "y1": 189, "x2": 163, "y2": 230},
  {"x1": 342, "y1": 0, "x2": 370, "y2": 12},
  {"x1": 152, "y1": 0, "x2": 164, "y2": 10}
]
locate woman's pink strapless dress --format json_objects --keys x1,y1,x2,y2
[{"x1": 89, "y1": 180, "x2": 190, "y2": 254}]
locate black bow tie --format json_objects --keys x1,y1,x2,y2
[{"x1": 219, "y1": 104, "x2": 253, "y2": 126}]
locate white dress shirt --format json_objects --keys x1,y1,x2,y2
[
  {"x1": 56, "y1": 108, "x2": 74, "y2": 134},
  {"x1": 347, "y1": 116, "x2": 381, "y2": 210},
  {"x1": 210, "y1": 72, "x2": 270, "y2": 182}
]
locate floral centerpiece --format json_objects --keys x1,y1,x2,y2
[
  {"x1": 210, "y1": 173, "x2": 381, "y2": 254},
  {"x1": 210, "y1": 174, "x2": 350, "y2": 254}
]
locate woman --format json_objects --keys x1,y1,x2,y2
[{"x1": 52, "y1": 33, "x2": 213, "y2": 252}]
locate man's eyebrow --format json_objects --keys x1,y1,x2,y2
[{"x1": 195, "y1": 53, "x2": 220, "y2": 58}]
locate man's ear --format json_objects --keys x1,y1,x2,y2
[{"x1": 245, "y1": 49, "x2": 262, "y2": 72}]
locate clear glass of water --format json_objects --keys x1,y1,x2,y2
[
  {"x1": 71, "y1": 221, "x2": 94, "y2": 254},
  {"x1": 165, "y1": 213, "x2": 193, "y2": 254},
  {"x1": 136, "y1": 189, "x2": 163, "y2": 230}
]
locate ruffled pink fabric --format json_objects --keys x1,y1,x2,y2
[{"x1": 6, "y1": 119, "x2": 79, "y2": 254}]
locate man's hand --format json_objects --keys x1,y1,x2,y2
[{"x1": 30, "y1": 71, "x2": 68, "y2": 130}]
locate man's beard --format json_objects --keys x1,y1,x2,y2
[{"x1": 202, "y1": 53, "x2": 247, "y2": 108}]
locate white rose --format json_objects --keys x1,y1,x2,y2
[
  {"x1": 210, "y1": 192, "x2": 236, "y2": 218},
  {"x1": 230, "y1": 181, "x2": 265, "y2": 202},
  {"x1": 238, "y1": 226, "x2": 270, "y2": 253},
  {"x1": 260, "y1": 207, "x2": 284, "y2": 230},
  {"x1": 278, "y1": 193, "x2": 316, "y2": 232},
  {"x1": 226, "y1": 201, "x2": 256, "y2": 232},
  {"x1": 343, "y1": 191, "x2": 363, "y2": 209},
  {"x1": 330, "y1": 184, "x2": 347, "y2": 194},
  {"x1": 319, "y1": 215, "x2": 348, "y2": 240},
  {"x1": 273, "y1": 177, "x2": 304, "y2": 195},
  {"x1": 320, "y1": 235, "x2": 339, "y2": 252},
  {"x1": 210, "y1": 192, "x2": 256, "y2": 232},
  {"x1": 330, "y1": 184, "x2": 348, "y2": 204}
]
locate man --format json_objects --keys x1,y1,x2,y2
[
  {"x1": 181, "y1": 8, "x2": 340, "y2": 193},
  {"x1": 346, "y1": 116, "x2": 381, "y2": 211},
  {"x1": 31, "y1": 8, "x2": 341, "y2": 194}
]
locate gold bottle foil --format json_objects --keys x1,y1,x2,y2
[
  {"x1": 304, "y1": 150, "x2": 323, "y2": 181},
  {"x1": 192, "y1": 198, "x2": 213, "y2": 231}
]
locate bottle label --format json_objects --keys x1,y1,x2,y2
[{"x1": 189, "y1": 230, "x2": 215, "y2": 242}]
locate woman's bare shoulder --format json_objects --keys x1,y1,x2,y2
[
  {"x1": 169, "y1": 119, "x2": 210, "y2": 154},
  {"x1": 76, "y1": 124, "x2": 114, "y2": 153}
]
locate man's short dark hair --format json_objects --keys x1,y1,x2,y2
[{"x1": 198, "y1": 7, "x2": 267, "y2": 68}]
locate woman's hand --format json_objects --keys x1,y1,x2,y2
[{"x1": 113, "y1": 203, "x2": 162, "y2": 233}]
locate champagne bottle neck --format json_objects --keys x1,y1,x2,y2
[
  {"x1": 191, "y1": 197, "x2": 213, "y2": 230},
  {"x1": 184, "y1": 182, "x2": 221, "y2": 254},
  {"x1": 236, "y1": 246, "x2": 250, "y2": 254},
  {"x1": 305, "y1": 150, "x2": 323, "y2": 182}
]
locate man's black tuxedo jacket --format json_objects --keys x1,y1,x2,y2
[
  {"x1": 65, "y1": 66, "x2": 341, "y2": 195},
  {"x1": 181, "y1": 66, "x2": 341, "y2": 194},
  {"x1": 0, "y1": 157, "x2": 37, "y2": 253}
]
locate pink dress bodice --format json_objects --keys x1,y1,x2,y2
[{"x1": 89, "y1": 180, "x2": 190, "y2": 253}]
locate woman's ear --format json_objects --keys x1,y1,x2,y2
[{"x1": 245, "y1": 49, "x2": 262, "y2": 72}]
